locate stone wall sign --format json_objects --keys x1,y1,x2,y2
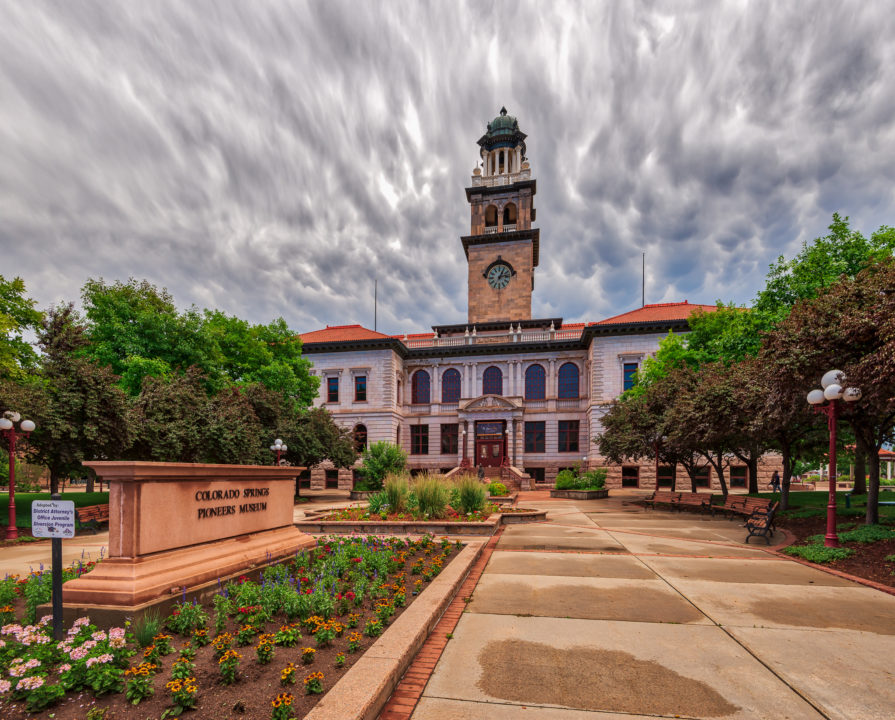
[{"x1": 62, "y1": 462, "x2": 315, "y2": 608}]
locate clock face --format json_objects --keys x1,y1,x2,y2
[{"x1": 487, "y1": 263, "x2": 512, "y2": 289}]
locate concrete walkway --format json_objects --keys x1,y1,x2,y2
[{"x1": 411, "y1": 494, "x2": 895, "y2": 720}]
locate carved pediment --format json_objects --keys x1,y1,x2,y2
[{"x1": 460, "y1": 395, "x2": 522, "y2": 411}]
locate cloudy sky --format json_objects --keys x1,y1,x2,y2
[{"x1": 2, "y1": 2, "x2": 895, "y2": 335}]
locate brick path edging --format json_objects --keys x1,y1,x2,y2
[
  {"x1": 303, "y1": 539, "x2": 486, "y2": 720},
  {"x1": 378, "y1": 529, "x2": 504, "y2": 720}
]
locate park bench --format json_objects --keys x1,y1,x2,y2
[
  {"x1": 675, "y1": 491, "x2": 712, "y2": 513},
  {"x1": 75, "y1": 504, "x2": 109, "y2": 534},
  {"x1": 745, "y1": 502, "x2": 779, "y2": 544},
  {"x1": 643, "y1": 491, "x2": 680, "y2": 510},
  {"x1": 710, "y1": 495, "x2": 747, "y2": 517}
]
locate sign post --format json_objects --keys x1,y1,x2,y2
[{"x1": 31, "y1": 494, "x2": 75, "y2": 640}]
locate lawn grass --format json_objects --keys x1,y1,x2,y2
[
  {"x1": 0, "y1": 492, "x2": 110, "y2": 528},
  {"x1": 746, "y1": 490, "x2": 895, "y2": 520}
]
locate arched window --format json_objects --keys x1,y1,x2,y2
[
  {"x1": 498, "y1": 151, "x2": 505, "y2": 174},
  {"x1": 411, "y1": 369, "x2": 430, "y2": 404},
  {"x1": 353, "y1": 424, "x2": 367, "y2": 453},
  {"x1": 482, "y1": 366, "x2": 503, "y2": 396},
  {"x1": 485, "y1": 205, "x2": 498, "y2": 227},
  {"x1": 557, "y1": 362, "x2": 580, "y2": 399},
  {"x1": 503, "y1": 203, "x2": 517, "y2": 226},
  {"x1": 442, "y1": 368, "x2": 461, "y2": 403},
  {"x1": 524, "y1": 364, "x2": 546, "y2": 400}
]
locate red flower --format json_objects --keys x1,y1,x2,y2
[
  {"x1": 238, "y1": 575, "x2": 249, "y2": 584},
  {"x1": 300, "y1": 577, "x2": 310, "y2": 584},
  {"x1": 304, "y1": 588, "x2": 312, "y2": 594},
  {"x1": 346, "y1": 591, "x2": 356, "y2": 600},
  {"x1": 351, "y1": 558, "x2": 362, "y2": 564}
]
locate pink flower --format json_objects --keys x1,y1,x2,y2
[
  {"x1": 91, "y1": 630, "x2": 107, "y2": 641},
  {"x1": 9, "y1": 664, "x2": 27, "y2": 677},
  {"x1": 0, "y1": 679, "x2": 10, "y2": 693},
  {"x1": 70, "y1": 647, "x2": 89, "y2": 661},
  {"x1": 16, "y1": 676, "x2": 44, "y2": 691},
  {"x1": 58, "y1": 664, "x2": 72, "y2": 674},
  {"x1": 81, "y1": 640, "x2": 97, "y2": 650},
  {"x1": 110, "y1": 637, "x2": 126, "y2": 648},
  {"x1": 109, "y1": 627, "x2": 126, "y2": 639},
  {"x1": 39, "y1": 615, "x2": 53, "y2": 626}
]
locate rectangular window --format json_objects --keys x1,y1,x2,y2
[
  {"x1": 623, "y1": 363, "x2": 638, "y2": 392},
  {"x1": 524, "y1": 421, "x2": 546, "y2": 453},
  {"x1": 694, "y1": 467, "x2": 711, "y2": 487},
  {"x1": 411, "y1": 425, "x2": 429, "y2": 455},
  {"x1": 526, "y1": 467, "x2": 546, "y2": 484},
  {"x1": 325, "y1": 469, "x2": 339, "y2": 489},
  {"x1": 354, "y1": 375, "x2": 367, "y2": 402},
  {"x1": 558, "y1": 420, "x2": 580, "y2": 453},
  {"x1": 440, "y1": 424, "x2": 458, "y2": 455},
  {"x1": 298, "y1": 469, "x2": 311, "y2": 489},
  {"x1": 730, "y1": 466, "x2": 747, "y2": 488},
  {"x1": 327, "y1": 376, "x2": 339, "y2": 403},
  {"x1": 622, "y1": 466, "x2": 640, "y2": 488},
  {"x1": 657, "y1": 466, "x2": 674, "y2": 487}
]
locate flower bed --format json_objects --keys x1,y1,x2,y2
[
  {"x1": 316, "y1": 506, "x2": 495, "y2": 523},
  {"x1": 549, "y1": 488, "x2": 609, "y2": 499},
  {"x1": 2, "y1": 556, "x2": 103, "y2": 627},
  {"x1": 0, "y1": 535, "x2": 462, "y2": 719}
]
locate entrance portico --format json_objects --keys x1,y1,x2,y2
[{"x1": 458, "y1": 395, "x2": 523, "y2": 467}]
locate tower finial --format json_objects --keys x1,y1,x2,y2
[{"x1": 500, "y1": 106, "x2": 507, "y2": 116}]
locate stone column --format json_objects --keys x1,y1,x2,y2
[
  {"x1": 432, "y1": 364, "x2": 440, "y2": 404},
  {"x1": 512, "y1": 418, "x2": 519, "y2": 466},
  {"x1": 548, "y1": 358, "x2": 556, "y2": 398}
]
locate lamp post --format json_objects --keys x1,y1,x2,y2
[
  {"x1": 807, "y1": 370, "x2": 861, "y2": 548},
  {"x1": 269, "y1": 438, "x2": 288, "y2": 466},
  {"x1": 0, "y1": 412, "x2": 36, "y2": 540}
]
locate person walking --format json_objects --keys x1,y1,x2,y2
[{"x1": 770, "y1": 470, "x2": 781, "y2": 493}]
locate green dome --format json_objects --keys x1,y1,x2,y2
[
  {"x1": 487, "y1": 107, "x2": 518, "y2": 134},
  {"x1": 478, "y1": 107, "x2": 527, "y2": 152}
]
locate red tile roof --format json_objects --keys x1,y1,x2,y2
[
  {"x1": 299, "y1": 324, "x2": 391, "y2": 344},
  {"x1": 594, "y1": 301, "x2": 717, "y2": 326}
]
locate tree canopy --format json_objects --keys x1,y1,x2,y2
[
  {"x1": 81, "y1": 278, "x2": 318, "y2": 403},
  {"x1": 0, "y1": 275, "x2": 43, "y2": 381}
]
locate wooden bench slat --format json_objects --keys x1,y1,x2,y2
[{"x1": 75, "y1": 504, "x2": 110, "y2": 534}]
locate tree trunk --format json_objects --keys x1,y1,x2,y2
[
  {"x1": 706, "y1": 451, "x2": 728, "y2": 498},
  {"x1": 86, "y1": 471, "x2": 95, "y2": 493},
  {"x1": 852, "y1": 438, "x2": 867, "y2": 495},
  {"x1": 49, "y1": 468, "x2": 60, "y2": 495},
  {"x1": 780, "y1": 441, "x2": 793, "y2": 512},
  {"x1": 670, "y1": 463, "x2": 677, "y2": 491},
  {"x1": 866, "y1": 452, "x2": 880, "y2": 526},
  {"x1": 747, "y1": 455, "x2": 759, "y2": 494}
]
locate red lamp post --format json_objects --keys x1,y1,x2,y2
[
  {"x1": 807, "y1": 370, "x2": 861, "y2": 548},
  {"x1": 1, "y1": 412, "x2": 36, "y2": 541},
  {"x1": 269, "y1": 438, "x2": 288, "y2": 465}
]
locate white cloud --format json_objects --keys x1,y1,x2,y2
[{"x1": 1, "y1": 1, "x2": 894, "y2": 334}]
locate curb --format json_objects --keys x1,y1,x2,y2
[
  {"x1": 768, "y1": 546, "x2": 895, "y2": 597},
  {"x1": 377, "y1": 528, "x2": 504, "y2": 720},
  {"x1": 304, "y1": 539, "x2": 486, "y2": 720}
]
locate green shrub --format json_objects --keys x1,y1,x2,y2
[
  {"x1": 837, "y1": 524, "x2": 895, "y2": 543},
  {"x1": 454, "y1": 475, "x2": 487, "y2": 514},
  {"x1": 783, "y1": 544, "x2": 855, "y2": 563},
  {"x1": 414, "y1": 474, "x2": 451, "y2": 518},
  {"x1": 555, "y1": 468, "x2": 607, "y2": 491},
  {"x1": 383, "y1": 473, "x2": 410, "y2": 513},
  {"x1": 359, "y1": 442, "x2": 407, "y2": 491},
  {"x1": 133, "y1": 610, "x2": 164, "y2": 647},
  {"x1": 367, "y1": 491, "x2": 388, "y2": 515},
  {"x1": 487, "y1": 481, "x2": 508, "y2": 497},
  {"x1": 582, "y1": 469, "x2": 607, "y2": 490},
  {"x1": 554, "y1": 469, "x2": 579, "y2": 489}
]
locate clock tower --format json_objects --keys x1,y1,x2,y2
[{"x1": 463, "y1": 108, "x2": 539, "y2": 325}]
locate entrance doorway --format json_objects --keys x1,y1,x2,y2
[{"x1": 474, "y1": 420, "x2": 506, "y2": 467}]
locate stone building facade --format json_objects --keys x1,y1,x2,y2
[{"x1": 299, "y1": 109, "x2": 780, "y2": 491}]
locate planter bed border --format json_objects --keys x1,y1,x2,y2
[
  {"x1": 550, "y1": 488, "x2": 610, "y2": 499},
  {"x1": 305, "y1": 539, "x2": 485, "y2": 720},
  {"x1": 296, "y1": 508, "x2": 548, "y2": 535}
]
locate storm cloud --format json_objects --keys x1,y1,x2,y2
[{"x1": 2, "y1": 1, "x2": 894, "y2": 334}]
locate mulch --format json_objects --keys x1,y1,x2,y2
[
  {"x1": 776, "y1": 514, "x2": 895, "y2": 589},
  {"x1": 1, "y1": 544, "x2": 461, "y2": 719}
]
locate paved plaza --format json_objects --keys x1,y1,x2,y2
[{"x1": 411, "y1": 495, "x2": 895, "y2": 720}]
